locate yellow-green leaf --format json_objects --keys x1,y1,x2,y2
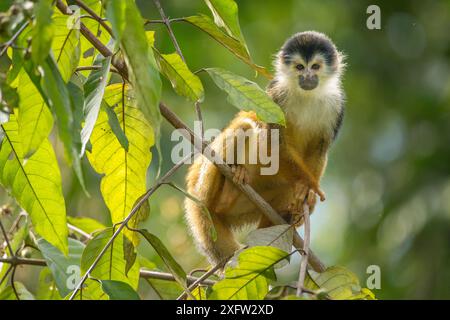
[
  {"x1": 87, "y1": 84, "x2": 153, "y2": 245},
  {"x1": 154, "y1": 51, "x2": 204, "y2": 102},
  {"x1": 67, "y1": 216, "x2": 107, "y2": 235},
  {"x1": 106, "y1": 0, "x2": 162, "y2": 141},
  {"x1": 306, "y1": 266, "x2": 377, "y2": 300},
  {"x1": 205, "y1": 68, "x2": 285, "y2": 125},
  {"x1": 209, "y1": 246, "x2": 288, "y2": 300},
  {"x1": 183, "y1": 15, "x2": 271, "y2": 79},
  {"x1": 0, "y1": 116, "x2": 68, "y2": 255},
  {"x1": 80, "y1": 228, "x2": 140, "y2": 299},
  {"x1": 31, "y1": 0, "x2": 54, "y2": 65},
  {"x1": 204, "y1": 0, "x2": 246, "y2": 45},
  {"x1": 16, "y1": 70, "x2": 53, "y2": 157},
  {"x1": 52, "y1": 10, "x2": 81, "y2": 82}
]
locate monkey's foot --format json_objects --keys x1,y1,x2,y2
[
  {"x1": 288, "y1": 181, "x2": 308, "y2": 213},
  {"x1": 230, "y1": 165, "x2": 250, "y2": 185}
]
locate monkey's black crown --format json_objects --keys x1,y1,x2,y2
[{"x1": 281, "y1": 31, "x2": 338, "y2": 66}]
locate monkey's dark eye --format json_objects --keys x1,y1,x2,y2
[
  {"x1": 295, "y1": 64, "x2": 304, "y2": 71},
  {"x1": 311, "y1": 63, "x2": 321, "y2": 70}
]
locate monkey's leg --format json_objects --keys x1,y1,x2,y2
[
  {"x1": 213, "y1": 163, "x2": 251, "y2": 214},
  {"x1": 286, "y1": 144, "x2": 326, "y2": 201}
]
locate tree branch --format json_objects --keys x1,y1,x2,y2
[
  {"x1": 56, "y1": 0, "x2": 128, "y2": 79},
  {"x1": 0, "y1": 220, "x2": 13, "y2": 256},
  {"x1": 0, "y1": 256, "x2": 215, "y2": 286},
  {"x1": 73, "y1": 0, "x2": 114, "y2": 37},
  {"x1": 152, "y1": 0, "x2": 185, "y2": 61}
]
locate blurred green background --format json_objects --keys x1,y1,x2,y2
[{"x1": 2, "y1": 0, "x2": 450, "y2": 299}]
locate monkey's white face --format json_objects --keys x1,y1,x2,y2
[{"x1": 282, "y1": 52, "x2": 337, "y2": 92}]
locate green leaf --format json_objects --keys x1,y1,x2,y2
[
  {"x1": 36, "y1": 267, "x2": 62, "y2": 300},
  {"x1": 16, "y1": 70, "x2": 53, "y2": 157},
  {"x1": 154, "y1": 50, "x2": 204, "y2": 102},
  {"x1": 100, "y1": 280, "x2": 141, "y2": 300},
  {"x1": 138, "y1": 255, "x2": 157, "y2": 270},
  {"x1": 203, "y1": 0, "x2": 246, "y2": 44},
  {"x1": 137, "y1": 229, "x2": 188, "y2": 291},
  {"x1": 26, "y1": 56, "x2": 86, "y2": 191},
  {"x1": 37, "y1": 238, "x2": 85, "y2": 297},
  {"x1": 52, "y1": 10, "x2": 81, "y2": 82},
  {"x1": 209, "y1": 246, "x2": 288, "y2": 300},
  {"x1": 67, "y1": 216, "x2": 107, "y2": 235},
  {"x1": 306, "y1": 266, "x2": 376, "y2": 300},
  {"x1": 80, "y1": 56, "x2": 111, "y2": 156},
  {"x1": 87, "y1": 84, "x2": 153, "y2": 245},
  {"x1": 205, "y1": 68, "x2": 285, "y2": 125},
  {"x1": 183, "y1": 15, "x2": 271, "y2": 78},
  {"x1": 66, "y1": 278, "x2": 107, "y2": 300},
  {"x1": 106, "y1": 0, "x2": 162, "y2": 141},
  {"x1": 80, "y1": 228, "x2": 140, "y2": 292},
  {"x1": 103, "y1": 101, "x2": 129, "y2": 151},
  {"x1": 0, "y1": 282, "x2": 35, "y2": 300},
  {"x1": 145, "y1": 279, "x2": 183, "y2": 300},
  {"x1": 31, "y1": 0, "x2": 54, "y2": 65},
  {"x1": 39, "y1": 56, "x2": 76, "y2": 154},
  {"x1": 0, "y1": 116, "x2": 68, "y2": 255},
  {"x1": 123, "y1": 234, "x2": 136, "y2": 276},
  {"x1": 145, "y1": 30, "x2": 155, "y2": 46},
  {"x1": 245, "y1": 224, "x2": 293, "y2": 268}
]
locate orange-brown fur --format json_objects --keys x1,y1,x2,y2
[{"x1": 184, "y1": 31, "x2": 344, "y2": 265}]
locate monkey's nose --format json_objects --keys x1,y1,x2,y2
[{"x1": 299, "y1": 75, "x2": 318, "y2": 90}]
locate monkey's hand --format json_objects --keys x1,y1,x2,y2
[
  {"x1": 288, "y1": 182, "x2": 321, "y2": 226},
  {"x1": 230, "y1": 164, "x2": 250, "y2": 185}
]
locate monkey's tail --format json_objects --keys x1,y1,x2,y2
[{"x1": 184, "y1": 157, "x2": 238, "y2": 266}]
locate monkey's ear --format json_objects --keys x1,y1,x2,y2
[{"x1": 274, "y1": 50, "x2": 289, "y2": 68}]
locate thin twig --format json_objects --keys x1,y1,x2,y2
[
  {"x1": 0, "y1": 220, "x2": 13, "y2": 256},
  {"x1": 140, "y1": 270, "x2": 215, "y2": 286},
  {"x1": 297, "y1": 200, "x2": 311, "y2": 296},
  {"x1": 152, "y1": 0, "x2": 185, "y2": 61},
  {"x1": 0, "y1": 257, "x2": 47, "y2": 266},
  {"x1": 177, "y1": 254, "x2": 233, "y2": 300},
  {"x1": 10, "y1": 267, "x2": 19, "y2": 300},
  {"x1": 8, "y1": 211, "x2": 26, "y2": 234},
  {"x1": 73, "y1": 0, "x2": 114, "y2": 37},
  {"x1": 144, "y1": 19, "x2": 166, "y2": 25},
  {"x1": 0, "y1": 256, "x2": 215, "y2": 286},
  {"x1": 0, "y1": 20, "x2": 30, "y2": 57}
]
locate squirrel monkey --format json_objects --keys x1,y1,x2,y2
[{"x1": 185, "y1": 31, "x2": 346, "y2": 265}]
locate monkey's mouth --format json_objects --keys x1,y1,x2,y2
[{"x1": 299, "y1": 75, "x2": 318, "y2": 90}]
